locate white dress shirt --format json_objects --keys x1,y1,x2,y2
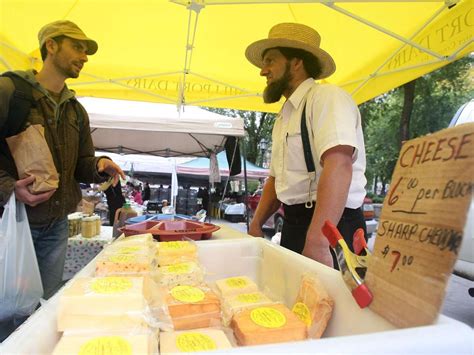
[{"x1": 269, "y1": 78, "x2": 367, "y2": 208}]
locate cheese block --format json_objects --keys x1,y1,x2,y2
[
  {"x1": 156, "y1": 261, "x2": 203, "y2": 287},
  {"x1": 95, "y1": 252, "x2": 156, "y2": 276},
  {"x1": 222, "y1": 291, "x2": 274, "y2": 326},
  {"x1": 58, "y1": 276, "x2": 151, "y2": 331},
  {"x1": 104, "y1": 241, "x2": 154, "y2": 257},
  {"x1": 58, "y1": 314, "x2": 148, "y2": 332},
  {"x1": 165, "y1": 285, "x2": 221, "y2": 330},
  {"x1": 160, "y1": 328, "x2": 232, "y2": 354},
  {"x1": 215, "y1": 276, "x2": 259, "y2": 297},
  {"x1": 157, "y1": 241, "x2": 198, "y2": 266},
  {"x1": 116, "y1": 233, "x2": 154, "y2": 244},
  {"x1": 52, "y1": 333, "x2": 157, "y2": 355},
  {"x1": 231, "y1": 303, "x2": 307, "y2": 346},
  {"x1": 292, "y1": 273, "x2": 334, "y2": 338}
]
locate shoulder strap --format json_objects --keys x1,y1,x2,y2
[
  {"x1": 71, "y1": 98, "x2": 85, "y2": 131},
  {"x1": 1, "y1": 72, "x2": 36, "y2": 137}
]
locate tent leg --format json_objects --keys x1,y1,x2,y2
[{"x1": 241, "y1": 138, "x2": 249, "y2": 234}]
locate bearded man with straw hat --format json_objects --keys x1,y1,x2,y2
[{"x1": 246, "y1": 23, "x2": 368, "y2": 268}]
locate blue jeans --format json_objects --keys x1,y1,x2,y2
[{"x1": 30, "y1": 218, "x2": 68, "y2": 300}]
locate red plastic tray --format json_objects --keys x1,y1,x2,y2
[{"x1": 120, "y1": 220, "x2": 220, "y2": 241}]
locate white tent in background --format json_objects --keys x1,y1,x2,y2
[{"x1": 80, "y1": 97, "x2": 244, "y2": 157}]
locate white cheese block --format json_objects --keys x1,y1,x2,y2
[
  {"x1": 160, "y1": 328, "x2": 232, "y2": 354},
  {"x1": 215, "y1": 276, "x2": 259, "y2": 297},
  {"x1": 52, "y1": 333, "x2": 157, "y2": 355}
]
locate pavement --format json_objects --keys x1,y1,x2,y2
[{"x1": 216, "y1": 218, "x2": 474, "y2": 328}]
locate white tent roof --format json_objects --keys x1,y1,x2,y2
[{"x1": 80, "y1": 97, "x2": 245, "y2": 157}]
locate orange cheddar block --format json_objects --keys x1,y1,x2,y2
[
  {"x1": 231, "y1": 303, "x2": 307, "y2": 346},
  {"x1": 164, "y1": 285, "x2": 221, "y2": 330},
  {"x1": 292, "y1": 274, "x2": 334, "y2": 339}
]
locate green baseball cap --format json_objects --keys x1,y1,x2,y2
[{"x1": 38, "y1": 20, "x2": 98, "y2": 55}]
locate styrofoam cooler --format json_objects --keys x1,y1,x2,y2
[{"x1": 1, "y1": 238, "x2": 472, "y2": 354}]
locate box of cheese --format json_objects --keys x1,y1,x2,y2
[
  {"x1": 52, "y1": 333, "x2": 158, "y2": 355},
  {"x1": 160, "y1": 328, "x2": 232, "y2": 354},
  {"x1": 163, "y1": 285, "x2": 221, "y2": 330},
  {"x1": 57, "y1": 276, "x2": 153, "y2": 332},
  {"x1": 231, "y1": 303, "x2": 307, "y2": 346}
]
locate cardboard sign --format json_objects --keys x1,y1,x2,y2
[{"x1": 365, "y1": 123, "x2": 474, "y2": 328}]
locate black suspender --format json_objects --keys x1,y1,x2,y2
[{"x1": 300, "y1": 102, "x2": 315, "y2": 174}]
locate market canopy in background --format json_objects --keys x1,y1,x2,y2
[
  {"x1": 1, "y1": 1, "x2": 472, "y2": 113},
  {"x1": 178, "y1": 151, "x2": 268, "y2": 180},
  {"x1": 80, "y1": 97, "x2": 244, "y2": 157}
]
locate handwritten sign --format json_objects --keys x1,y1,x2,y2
[{"x1": 365, "y1": 123, "x2": 474, "y2": 328}]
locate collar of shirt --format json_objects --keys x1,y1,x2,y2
[{"x1": 282, "y1": 78, "x2": 315, "y2": 116}]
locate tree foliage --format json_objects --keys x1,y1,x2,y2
[
  {"x1": 204, "y1": 107, "x2": 275, "y2": 165},
  {"x1": 360, "y1": 56, "x2": 473, "y2": 194}
]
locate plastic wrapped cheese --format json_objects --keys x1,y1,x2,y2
[
  {"x1": 292, "y1": 273, "x2": 334, "y2": 339},
  {"x1": 157, "y1": 240, "x2": 198, "y2": 266},
  {"x1": 222, "y1": 291, "x2": 275, "y2": 326},
  {"x1": 162, "y1": 285, "x2": 221, "y2": 330},
  {"x1": 52, "y1": 332, "x2": 158, "y2": 355},
  {"x1": 231, "y1": 303, "x2": 307, "y2": 346},
  {"x1": 155, "y1": 261, "x2": 204, "y2": 287},
  {"x1": 160, "y1": 328, "x2": 232, "y2": 354},
  {"x1": 215, "y1": 276, "x2": 259, "y2": 298},
  {"x1": 57, "y1": 276, "x2": 153, "y2": 332},
  {"x1": 95, "y1": 252, "x2": 156, "y2": 277}
]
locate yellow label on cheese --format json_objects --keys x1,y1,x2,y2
[
  {"x1": 119, "y1": 246, "x2": 141, "y2": 253},
  {"x1": 164, "y1": 262, "x2": 191, "y2": 274},
  {"x1": 236, "y1": 292, "x2": 262, "y2": 304},
  {"x1": 292, "y1": 302, "x2": 312, "y2": 326},
  {"x1": 171, "y1": 285, "x2": 205, "y2": 303},
  {"x1": 108, "y1": 254, "x2": 136, "y2": 263},
  {"x1": 176, "y1": 333, "x2": 217, "y2": 352},
  {"x1": 91, "y1": 277, "x2": 133, "y2": 294},
  {"x1": 161, "y1": 241, "x2": 188, "y2": 250},
  {"x1": 225, "y1": 277, "x2": 248, "y2": 288},
  {"x1": 78, "y1": 336, "x2": 132, "y2": 355},
  {"x1": 250, "y1": 307, "x2": 286, "y2": 328}
]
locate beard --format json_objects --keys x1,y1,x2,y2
[
  {"x1": 263, "y1": 62, "x2": 292, "y2": 103},
  {"x1": 53, "y1": 55, "x2": 81, "y2": 79}
]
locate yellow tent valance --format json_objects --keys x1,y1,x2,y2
[{"x1": 1, "y1": 0, "x2": 472, "y2": 112}]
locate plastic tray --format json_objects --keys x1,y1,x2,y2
[{"x1": 120, "y1": 220, "x2": 220, "y2": 241}]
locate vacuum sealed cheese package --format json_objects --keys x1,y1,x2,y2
[
  {"x1": 156, "y1": 240, "x2": 198, "y2": 266},
  {"x1": 155, "y1": 261, "x2": 204, "y2": 287},
  {"x1": 292, "y1": 273, "x2": 334, "y2": 338},
  {"x1": 215, "y1": 276, "x2": 259, "y2": 298},
  {"x1": 221, "y1": 291, "x2": 275, "y2": 326},
  {"x1": 160, "y1": 328, "x2": 233, "y2": 354}
]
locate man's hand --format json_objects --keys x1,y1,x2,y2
[
  {"x1": 248, "y1": 219, "x2": 264, "y2": 238},
  {"x1": 14, "y1": 175, "x2": 56, "y2": 207},
  {"x1": 302, "y1": 239, "x2": 334, "y2": 268},
  {"x1": 97, "y1": 158, "x2": 126, "y2": 186}
]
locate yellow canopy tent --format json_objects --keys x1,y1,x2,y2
[{"x1": 0, "y1": 0, "x2": 472, "y2": 113}]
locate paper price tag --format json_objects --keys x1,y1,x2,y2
[
  {"x1": 176, "y1": 333, "x2": 217, "y2": 352},
  {"x1": 79, "y1": 336, "x2": 132, "y2": 355},
  {"x1": 365, "y1": 123, "x2": 474, "y2": 328}
]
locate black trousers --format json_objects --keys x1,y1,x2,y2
[{"x1": 281, "y1": 203, "x2": 367, "y2": 267}]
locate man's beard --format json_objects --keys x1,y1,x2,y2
[{"x1": 263, "y1": 63, "x2": 291, "y2": 104}]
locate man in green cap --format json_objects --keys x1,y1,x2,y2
[{"x1": 0, "y1": 20, "x2": 125, "y2": 301}]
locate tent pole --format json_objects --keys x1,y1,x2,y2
[{"x1": 240, "y1": 138, "x2": 250, "y2": 233}]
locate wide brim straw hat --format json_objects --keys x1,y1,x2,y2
[{"x1": 245, "y1": 23, "x2": 336, "y2": 80}]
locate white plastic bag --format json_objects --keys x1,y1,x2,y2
[{"x1": 0, "y1": 193, "x2": 43, "y2": 321}]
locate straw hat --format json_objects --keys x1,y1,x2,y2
[{"x1": 245, "y1": 23, "x2": 335, "y2": 79}]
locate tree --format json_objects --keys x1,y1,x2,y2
[
  {"x1": 204, "y1": 107, "x2": 276, "y2": 165},
  {"x1": 361, "y1": 56, "x2": 473, "y2": 195}
]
